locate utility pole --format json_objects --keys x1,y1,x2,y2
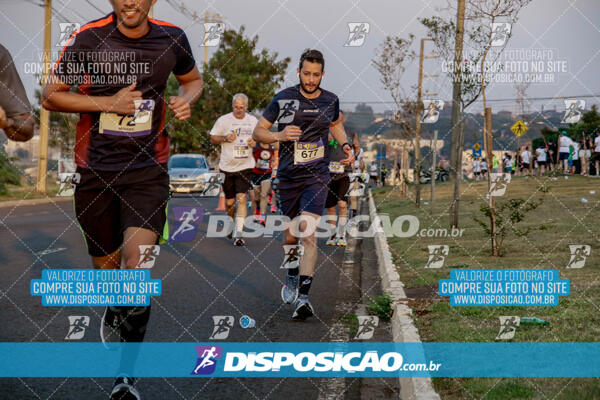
[
  {"x1": 203, "y1": 11, "x2": 223, "y2": 67},
  {"x1": 449, "y1": 0, "x2": 466, "y2": 228},
  {"x1": 36, "y1": 0, "x2": 52, "y2": 193},
  {"x1": 414, "y1": 37, "x2": 437, "y2": 208},
  {"x1": 430, "y1": 129, "x2": 438, "y2": 214}
]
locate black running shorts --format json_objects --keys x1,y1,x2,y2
[
  {"x1": 74, "y1": 164, "x2": 169, "y2": 257},
  {"x1": 222, "y1": 169, "x2": 253, "y2": 199},
  {"x1": 325, "y1": 175, "x2": 350, "y2": 208}
]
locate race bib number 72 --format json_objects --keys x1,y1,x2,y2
[{"x1": 99, "y1": 99, "x2": 155, "y2": 137}]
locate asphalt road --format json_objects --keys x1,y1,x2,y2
[{"x1": 0, "y1": 195, "x2": 381, "y2": 400}]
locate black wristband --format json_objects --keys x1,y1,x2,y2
[{"x1": 342, "y1": 142, "x2": 352, "y2": 151}]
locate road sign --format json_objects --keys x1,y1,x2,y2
[
  {"x1": 472, "y1": 141, "x2": 482, "y2": 157},
  {"x1": 510, "y1": 120, "x2": 529, "y2": 137}
]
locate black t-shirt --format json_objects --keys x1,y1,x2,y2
[
  {"x1": 262, "y1": 85, "x2": 339, "y2": 181},
  {"x1": 327, "y1": 130, "x2": 355, "y2": 180},
  {"x1": 0, "y1": 44, "x2": 31, "y2": 117},
  {"x1": 53, "y1": 13, "x2": 196, "y2": 171}
]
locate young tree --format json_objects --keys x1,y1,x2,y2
[
  {"x1": 372, "y1": 35, "x2": 417, "y2": 193},
  {"x1": 421, "y1": 0, "x2": 531, "y2": 255},
  {"x1": 166, "y1": 26, "x2": 290, "y2": 155}
]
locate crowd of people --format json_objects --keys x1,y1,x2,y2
[{"x1": 471, "y1": 130, "x2": 600, "y2": 179}]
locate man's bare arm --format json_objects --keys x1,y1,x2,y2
[
  {"x1": 330, "y1": 120, "x2": 354, "y2": 165},
  {"x1": 169, "y1": 66, "x2": 203, "y2": 121},
  {"x1": 0, "y1": 106, "x2": 34, "y2": 141},
  {"x1": 42, "y1": 74, "x2": 142, "y2": 114},
  {"x1": 253, "y1": 117, "x2": 301, "y2": 143}
]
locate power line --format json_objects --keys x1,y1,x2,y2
[
  {"x1": 84, "y1": 0, "x2": 107, "y2": 16},
  {"x1": 339, "y1": 94, "x2": 600, "y2": 105}
]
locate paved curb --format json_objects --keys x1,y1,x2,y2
[
  {"x1": 0, "y1": 196, "x2": 72, "y2": 209},
  {"x1": 368, "y1": 189, "x2": 441, "y2": 400}
]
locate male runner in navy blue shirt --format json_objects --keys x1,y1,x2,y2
[
  {"x1": 42, "y1": 0, "x2": 203, "y2": 398},
  {"x1": 253, "y1": 49, "x2": 354, "y2": 320}
]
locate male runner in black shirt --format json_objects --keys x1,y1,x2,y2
[
  {"x1": 253, "y1": 49, "x2": 354, "y2": 320},
  {"x1": 42, "y1": 1, "x2": 202, "y2": 398}
]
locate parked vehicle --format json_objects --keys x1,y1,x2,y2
[
  {"x1": 419, "y1": 167, "x2": 449, "y2": 184},
  {"x1": 168, "y1": 154, "x2": 212, "y2": 194}
]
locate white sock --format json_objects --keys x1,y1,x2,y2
[
  {"x1": 338, "y1": 215, "x2": 348, "y2": 238},
  {"x1": 235, "y1": 215, "x2": 244, "y2": 235}
]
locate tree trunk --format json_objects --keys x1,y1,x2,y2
[
  {"x1": 449, "y1": 0, "x2": 466, "y2": 228},
  {"x1": 485, "y1": 107, "x2": 498, "y2": 256}
]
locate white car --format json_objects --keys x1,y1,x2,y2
[{"x1": 168, "y1": 154, "x2": 215, "y2": 194}]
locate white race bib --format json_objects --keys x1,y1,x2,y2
[
  {"x1": 99, "y1": 99, "x2": 154, "y2": 137},
  {"x1": 294, "y1": 139, "x2": 325, "y2": 165},
  {"x1": 329, "y1": 161, "x2": 344, "y2": 174},
  {"x1": 234, "y1": 145, "x2": 251, "y2": 159}
]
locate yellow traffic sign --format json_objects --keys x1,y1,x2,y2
[
  {"x1": 510, "y1": 120, "x2": 529, "y2": 137},
  {"x1": 473, "y1": 142, "x2": 481, "y2": 151}
]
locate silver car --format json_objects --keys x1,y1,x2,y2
[{"x1": 168, "y1": 154, "x2": 212, "y2": 194}]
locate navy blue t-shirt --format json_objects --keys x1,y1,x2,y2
[{"x1": 262, "y1": 85, "x2": 339, "y2": 181}]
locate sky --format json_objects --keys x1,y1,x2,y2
[{"x1": 1, "y1": 0, "x2": 599, "y2": 114}]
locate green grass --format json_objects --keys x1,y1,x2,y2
[
  {"x1": 373, "y1": 175, "x2": 600, "y2": 399},
  {"x1": 367, "y1": 294, "x2": 393, "y2": 321},
  {"x1": 0, "y1": 181, "x2": 61, "y2": 202}
]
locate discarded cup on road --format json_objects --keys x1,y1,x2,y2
[
  {"x1": 590, "y1": 190, "x2": 596, "y2": 194},
  {"x1": 582, "y1": 198, "x2": 588, "y2": 204},
  {"x1": 239, "y1": 315, "x2": 255, "y2": 328},
  {"x1": 520, "y1": 317, "x2": 549, "y2": 325}
]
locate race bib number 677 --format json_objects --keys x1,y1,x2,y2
[
  {"x1": 294, "y1": 139, "x2": 325, "y2": 165},
  {"x1": 99, "y1": 99, "x2": 155, "y2": 137}
]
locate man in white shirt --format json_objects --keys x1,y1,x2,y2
[
  {"x1": 472, "y1": 158, "x2": 481, "y2": 180},
  {"x1": 521, "y1": 146, "x2": 531, "y2": 176},
  {"x1": 480, "y1": 158, "x2": 488, "y2": 179},
  {"x1": 594, "y1": 131, "x2": 600, "y2": 176},
  {"x1": 210, "y1": 93, "x2": 257, "y2": 245},
  {"x1": 535, "y1": 146, "x2": 547, "y2": 176},
  {"x1": 558, "y1": 131, "x2": 573, "y2": 174}
]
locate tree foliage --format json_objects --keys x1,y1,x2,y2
[{"x1": 166, "y1": 26, "x2": 290, "y2": 156}]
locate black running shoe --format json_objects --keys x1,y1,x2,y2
[
  {"x1": 292, "y1": 295, "x2": 314, "y2": 320},
  {"x1": 101, "y1": 306, "x2": 122, "y2": 351},
  {"x1": 110, "y1": 377, "x2": 140, "y2": 400}
]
